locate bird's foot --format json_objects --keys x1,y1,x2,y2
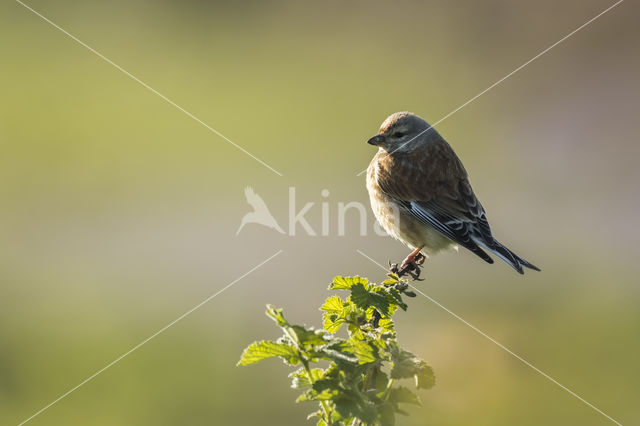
[
  {"x1": 386, "y1": 262, "x2": 418, "y2": 296},
  {"x1": 388, "y1": 253, "x2": 425, "y2": 281},
  {"x1": 400, "y1": 251, "x2": 425, "y2": 280}
]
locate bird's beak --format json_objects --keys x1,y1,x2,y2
[{"x1": 367, "y1": 135, "x2": 384, "y2": 146}]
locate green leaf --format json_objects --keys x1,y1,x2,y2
[
  {"x1": 291, "y1": 325, "x2": 327, "y2": 347},
  {"x1": 384, "y1": 287, "x2": 408, "y2": 311},
  {"x1": 350, "y1": 283, "x2": 390, "y2": 316},
  {"x1": 415, "y1": 364, "x2": 436, "y2": 389},
  {"x1": 321, "y1": 296, "x2": 345, "y2": 333},
  {"x1": 378, "y1": 401, "x2": 396, "y2": 426},
  {"x1": 389, "y1": 345, "x2": 435, "y2": 389},
  {"x1": 306, "y1": 411, "x2": 323, "y2": 421},
  {"x1": 389, "y1": 386, "x2": 422, "y2": 406},
  {"x1": 374, "y1": 370, "x2": 390, "y2": 393},
  {"x1": 349, "y1": 341, "x2": 377, "y2": 364},
  {"x1": 333, "y1": 392, "x2": 378, "y2": 424},
  {"x1": 237, "y1": 340, "x2": 299, "y2": 366},
  {"x1": 318, "y1": 347, "x2": 359, "y2": 364},
  {"x1": 317, "y1": 340, "x2": 378, "y2": 366},
  {"x1": 266, "y1": 304, "x2": 289, "y2": 327},
  {"x1": 347, "y1": 321, "x2": 366, "y2": 340},
  {"x1": 321, "y1": 296, "x2": 343, "y2": 313},
  {"x1": 312, "y1": 377, "x2": 341, "y2": 396},
  {"x1": 382, "y1": 278, "x2": 399, "y2": 286},
  {"x1": 376, "y1": 317, "x2": 395, "y2": 334},
  {"x1": 323, "y1": 315, "x2": 344, "y2": 334},
  {"x1": 371, "y1": 287, "x2": 403, "y2": 316},
  {"x1": 389, "y1": 346, "x2": 422, "y2": 378},
  {"x1": 290, "y1": 367, "x2": 324, "y2": 389},
  {"x1": 330, "y1": 276, "x2": 368, "y2": 290},
  {"x1": 298, "y1": 374, "x2": 342, "y2": 402}
]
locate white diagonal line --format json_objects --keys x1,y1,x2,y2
[
  {"x1": 356, "y1": 0, "x2": 624, "y2": 176},
  {"x1": 355, "y1": 249, "x2": 623, "y2": 426},
  {"x1": 16, "y1": 0, "x2": 283, "y2": 177},
  {"x1": 17, "y1": 249, "x2": 283, "y2": 426}
]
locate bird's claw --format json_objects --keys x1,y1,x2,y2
[
  {"x1": 388, "y1": 258, "x2": 424, "y2": 281},
  {"x1": 405, "y1": 264, "x2": 423, "y2": 281}
]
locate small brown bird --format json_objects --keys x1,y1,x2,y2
[{"x1": 366, "y1": 112, "x2": 539, "y2": 275}]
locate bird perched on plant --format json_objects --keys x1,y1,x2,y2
[{"x1": 366, "y1": 112, "x2": 539, "y2": 276}]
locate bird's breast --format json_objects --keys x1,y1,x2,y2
[{"x1": 367, "y1": 158, "x2": 454, "y2": 253}]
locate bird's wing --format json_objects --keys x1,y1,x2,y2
[
  {"x1": 244, "y1": 186, "x2": 269, "y2": 212},
  {"x1": 407, "y1": 181, "x2": 497, "y2": 265},
  {"x1": 408, "y1": 190, "x2": 539, "y2": 273},
  {"x1": 374, "y1": 140, "x2": 496, "y2": 265}
]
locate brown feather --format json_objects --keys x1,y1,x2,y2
[{"x1": 372, "y1": 135, "x2": 474, "y2": 220}]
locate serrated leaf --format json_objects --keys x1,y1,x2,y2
[
  {"x1": 415, "y1": 364, "x2": 436, "y2": 389},
  {"x1": 297, "y1": 375, "x2": 342, "y2": 402},
  {"x1": 312, "y1": 376, "x2": 341, "y2": 394},
  {"x1": 323, "y1": 315, "x2": 344, "y2": 333},
  {"x1": 389, "y1": 346, "x2": 423, "y2": 379},
  {"x1": 334, "y1": 393, "x2": 378, "y2": 424},
  {"x1": 266, "y1": 304, "x2": 289, "y2": 327},
  {"x1": 347, "y1": 321, "x2": 365, "y2": 340},
  {"x1": 306, "y1": 411, "x2": 323, "y2": 421},
  {"x1": 372, "y1": 287, "x2": 404, "y2": 316},
  {"x1": 321, "y1": 296, "x2": 345, "y2": 333},
  {"x1": 319, "y1": 347, "x2": 359, "y2": 364},
  {"x1": 321, "y1": 296, "x2": 343, "y2": 313},
  {"x1": 378, "y1": 401, "x2": 396, "y2": 426},
  {"x1": 385, "y1": 287, "x2": 408, "y2": 311},
  {"x1": 290, "y1": 367, "x2": 324, "y2": 389},
  {"x1": 349, "y1": 341, "x2": 377, "y2": 364},
  {"x1": 389, "y1": 346, "x2": 435, "y2": 389},
  {"x1": 389, "y1": 386, "x2": 422, "y2": 406},
  {"x1": 237, "y1": 340, "x2": 299, "y2": 366},
  {"x1": 330, "y1": 276, "x2": 368, "y2": 290},
  {"x1": 320, "y1": 340, "x2": 378, "y2": 365},
  {"x1": 296, "y1": 391, "x2": 314, "y2": 402},
  {"x1": 374, "y1": 370, "x2": 389, "y2": 393},
  {"x1": 350, "y1": 283, "x2": 390, "y2": 316},
  {"x1": 291, "y1": 325, "x2": 327, "y2": 347},
  {"x1": 377, "y1": 317, "x2": 395, "y2": 334}
]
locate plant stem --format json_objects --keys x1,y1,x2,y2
[
  {"x1": 300, "y1": 358, "x2": 333, "y2": 425},
  {"x1": 365, "y1": 365, "x2": 379, "y2": 390},
  {"x1": 382, "y1": 378, "x2": 395, "y2": 400},
  {"x1": 282, "y1": 325, "x2": 334, "y2": 425}
]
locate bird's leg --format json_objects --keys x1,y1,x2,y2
[
  {"x1": 400, "y1": 247, "x2": 423, "y2": 269},
  {"x1": 388, "y1": 247, "x2": 425, "y2": 280}
]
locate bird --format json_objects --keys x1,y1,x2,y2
[
  {"x1": 366, "y1": 112, "x2": 539, "y2": 276},
  {"x1": 236, "y1": 186, "x2": 285, "y2": 235}
]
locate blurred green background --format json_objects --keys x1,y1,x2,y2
[{"x1": 1, "y1": 0, "x2": 639, "y2": 425}]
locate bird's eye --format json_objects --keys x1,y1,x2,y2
[{"x1": 392, "y1": 131, "x2": 405, "y2": 138}]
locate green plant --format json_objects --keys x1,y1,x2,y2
[{"x1": 238, "y1": 274, "x2": 435, "y2": 426}]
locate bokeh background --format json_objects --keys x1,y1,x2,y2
[{"x1": 1, "y1": 0, "x2": 639, "y2": 425}]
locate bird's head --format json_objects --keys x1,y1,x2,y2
[{"x1": 367, "y1": 112, "x2": 432, "y2": 153}]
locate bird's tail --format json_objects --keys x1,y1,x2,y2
[{"x1": 481, "y1": 239, "x2": 541, "y2": 274}]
